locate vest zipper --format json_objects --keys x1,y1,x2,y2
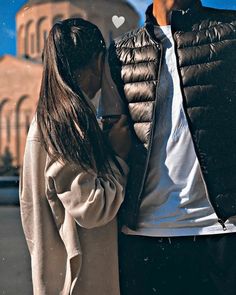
[
  {"x1": 170, "y1": 13, "x2": 227, "y2": 231},
  {"x1": 132, "y1": 36, "x2": 164, "y2": 227}
]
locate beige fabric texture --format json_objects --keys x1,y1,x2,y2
[{"x1": 20, "y1": 118, "x2": 129, "y2": 295}]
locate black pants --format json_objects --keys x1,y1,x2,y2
[{"x1": 119, "y1": 232, "x2": 236, "y2": 295}]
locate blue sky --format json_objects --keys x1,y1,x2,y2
[{"x1": 1, "y1": 0, "x2": 236, "y2": 57}]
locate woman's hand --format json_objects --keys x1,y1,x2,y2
[{"x1": 108, "y1": 115, "x2": 131, "y2": 161}]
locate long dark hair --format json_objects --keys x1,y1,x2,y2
[{"x1": 36, "y1": 18, "x2": 112, "y2": 174}]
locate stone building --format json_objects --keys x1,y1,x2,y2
[{"x1": 0, "y1": 0, "x2": 139, "y2": 174}]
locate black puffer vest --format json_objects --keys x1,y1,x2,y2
[{"x1": 109, "y1": 2, "x2": 236, "y2": 230}]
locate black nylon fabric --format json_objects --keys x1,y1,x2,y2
[{"x1": 109, "y1": 3, "x2": 236, "y2": 229}]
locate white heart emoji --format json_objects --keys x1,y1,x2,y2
[{"x1": 112, "y1": 15, "x2": 125, "y2": 29}]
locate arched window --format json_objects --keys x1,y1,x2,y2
[
  {"x1": 0, "y1": 98, "x2": 10, "y2": 155},
  {"x1": 37, "y1": 17, "x2": 48, "y2": 54},
  {"x1": 6, "y1": 115, "x2": 11, "y2": 144},
  {"x1": 31, "y1": 34, "x2": 35, "y2": 54},
  {"x1": 17, "y1": 25, "x2": 25, "y2": 56},
  {"x1": 25, "y1": 20, "x2": 34, "y2": 57},
  {"x1": 43, "y1": 30, "x2": 48, "y2": 43}
]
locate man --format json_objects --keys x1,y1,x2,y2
[{"x1": 99, "y1": 0, "x2": 236, "y2": 294}]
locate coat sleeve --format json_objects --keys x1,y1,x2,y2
[
  {"x1": 46, "y1": 157, "x2": 129, "y2": 229},
  {"x1": 20, "y1": 138, "x2": 70, "y2": 294}
]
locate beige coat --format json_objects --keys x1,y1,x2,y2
[{"x1": 20, "y1": 118, "x2": 128, "y2": 295}]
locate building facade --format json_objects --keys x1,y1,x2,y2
[{"x1": 0, "y1": 0, "x2": 139, "y2": 174}]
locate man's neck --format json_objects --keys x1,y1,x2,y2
[{"x1": 153, "y1": 0, "x2": 196, "y2": 26}]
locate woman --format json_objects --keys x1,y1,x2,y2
[{"x1": 20, "y1": 18, "x2": 129, "y2": 295}]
